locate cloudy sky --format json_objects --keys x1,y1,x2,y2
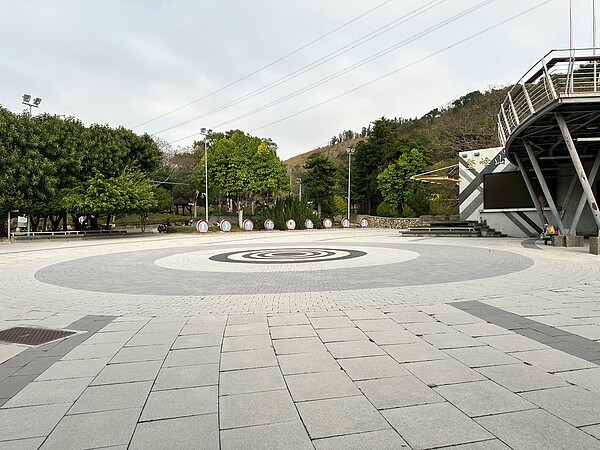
[{"x1": 0, "y1": 0, "x2": 596, "y2": 160}]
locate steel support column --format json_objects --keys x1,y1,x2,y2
[
  {"x1": 514, "y1": 154, "x2": 545, "y2": 229},
  {"x1": 556, "y1": 114, "x2": 600, "y2": 235},
  {"x1": 524, "y1": 141, "x2": 566, "y2": 233},
  {"x1": 567, "y1": 148, "x2": 600, "y2": 235},
  {"x1": 560, "y1": 174, "x2": 580, "y2": 232}
]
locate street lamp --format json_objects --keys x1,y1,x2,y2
[
  {"x1": 297, "y1": 178, "x2": 302, "y2": 201},
  {"x1": 22, "y1": 94, "x2": 42, "y2": 114},
  {"x1": 200, "y1": 127, "x2": 213, "y2": 222},
  {"x1": 346, "y1": 148, "x2": 355, "y2": 221}
]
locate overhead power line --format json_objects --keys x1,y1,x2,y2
[
  {"x1": 133, "y1": 0, "x2": 396, "y2": 129},
  {"x1": 152, "y1": 0, "x2": 446, "y2": 135}
]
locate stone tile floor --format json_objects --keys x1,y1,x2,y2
[{"x1": 0, "y1": 230, "x2": 599, "y2": 449}]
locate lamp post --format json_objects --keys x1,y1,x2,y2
[
  {"x1": 22, "y1": 94, "x2": 42, "y2": 114},
  {"x1": 200, "y1": 128, "x2": 213, "y2": 222},
  {"x1": 297, "y1": 178, "x2": 302, "y2": 201},
  {"x1": 346, "y1": 148, "x2": 355, "y2": 221},
  {"x1": 7, "y1": 210, "x2": 18, "y2": 241}
]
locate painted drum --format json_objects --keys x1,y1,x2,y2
[
  {"x1": 264, "y1": 218, "x2": 275, "y2": 230},
  {"x1": 341, "y1": 218, "x2": 351, "y2": 228},
  {"x1": 286, "y1": 219, "x2": 296, "y2": 230},
  {"x1": 243, "y1": 219, "x2": 254, "y2": 231},
  {"x1": 196, "y1": 220, "x2": 209, "y2": 233},
  {"x1": 360, "y1": 218, "x2": 369, "y2": 228},
  {"x1": 322, "y1": 218, "x2": 333, "y2": 229},
  {"x1": 305, "y1": 219, "x2": 314, "y2": 229},
  {"x1": 219, "y1": 219, "x2": 232, "y2": 232}
]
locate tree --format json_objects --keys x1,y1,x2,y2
[
  {"x1": 302, "y1": 153, "x2": 337, "y2": 217},
  {"x1": 377, "y1": 148, "x2": 429, "y2": 216}
]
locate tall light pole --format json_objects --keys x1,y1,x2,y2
[
  {"x1": 22, "y1": 94, "x2": 42, "y2": 114},
  {"x1": 297, "y1": 178, "x2": 302, "y2": 201},
  {"x1": 200, "y1": 128, "x2": 213, "y2": 222},
  {"x1": 346, "y1": 148, "x2": 355, "y2": 221}
]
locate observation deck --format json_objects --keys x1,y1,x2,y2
[{"x1": 498, "y1": 48, "x2": 600, "y2": 236}]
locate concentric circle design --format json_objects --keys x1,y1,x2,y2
[{"x1": 209, "y1": 248, "x2": 366, "y2": 264}]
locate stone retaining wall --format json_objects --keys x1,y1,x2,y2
[{"x1": 357, "y1": 215, "x2": 424, "y2": 229}]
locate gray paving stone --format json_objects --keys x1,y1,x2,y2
[
  {"x1": 326, "y1": 341, "x2": 386, "y2": 359},
  {"x1": 422, "y1": 332, "x2": 485, "y2": 349},
  {"x1": 387, "y1": 311, "x2": 436, "y2": 323},
  {"x1": 384, "y1": 342, "x2": 449, "y2": 363},
  {"x1": 476, "y1": 409, "x2": 600, "y2": 449},
  {"x1": 316, "y1": 327, "x2": 367, "y2": 343},
  {"x1": 511, "y1": 348, "x2": 597, "y2": 373},
  {"x1": 110, "y1": 344, "x2": 170, "y2": 363},
  {"x1": 357, "y1": 375, "x2": 444, "y2": 409},
  {"x1": 130, "y1": 413, "x2": 219, "y2": 450},
  {"x1": 60, "y1": 342, "x2": 123, "y2": 360},
  {"x1": 163, "y1": 346, "x2": 220, "y2": 367},
  {"x1": 581, "y1": 424, "x2": 600, "y2": 440},
  {"x1": 171, "y1": 333, "x2": 222, "y2": 350},
  {"x1": 219, "y1": 389, "x2": 298, "y2": 429},
  {"x1": 402, "y1": 321, "x2": 453, "y2": 335},
  {"x1": 35, "y1": 358, "x2": 110, "y2": 381},
  {"x1": 0, "y1": 374, "x2": 40, "y2": 400},
  {"x1": 137, "y1": 320, "x2": 185, "y2": 334},
  {"x1": 273, "y1": 337, "x2": 326, "y2": 355},
  {"x1": 521, "y1": 385, "x2": 600, "y2": 427},
  {"x1": 434, "y1": 380, "x2": 535, "y2": 417},
  {"x1": 0, "y1": 437, "x2": 45, "y2": 450},
  {"x1": 2, "y1": 377, "x2": 93, "y2": 408},
  {"x1": 221, "y1": 420, "x2": 312, "y2": 450},
  {"x1": 286, "y1": 370, "x2": 359, "y2": 402},
  {"x1": 337, "y1": 355, "x2": 409, "y2": 381},
  {"x1": 267, "y1": 314, "x2": 310, "y2": 326},
  {"x1": 91, "y1": 360, "x2": 162, "y2": 385},
  {"x1": 364, "y1": 330, "x2": 419, "y2": 345},
  {"x1": 310, "y1": 316, "x2": 355, "y2": 329},
  {"x1": 444, "y1": 346, "x2": 520, "y2": 368},
  {"x1": 153, "y1": 363, "x2": 219, "y2": 391},
  {"x1": 140, "y1": 385, "x2": 218, "y2": 421},
  {"x1": 222, "y1": 334, "x2": 272, "y2": 352},
  {"x1": 125, "y1": 332, "x2": 178, "y2": 347},
  {"x1": 313, "y1": 429, "x2": 409, "y2": 449},
  {"x1": 404, "y1": 359, "x2": 485, "y2": 387},
  {"x1": 221, "y1": 348, "x2": 277, "y2": 371},
  {"x1": 270, "y1": 325, "x2": 317, "y2": 339},
  {"x1": 227, "y1": 314, "x2": 267, "y2": 325},
  {"x1": 383, "y1": 402, "x2": 492, "y2": 449},
  {"x1": 69, "y1": 381, "x2": 152, "y2": 414},
  {"x1": 0, "y1": 403, "x2": 71, "y2": 441},
  {"x1": 433, "y1": 312, "x2": 487, "y2": 326},
  {"x1": 220, "y1": 366, "x2": 286, "y2": 396},
  {"x1": 277, "y1": 351, "x2": 340, "y2": 375},
  {"x1": 297, "y1": 395, "x2": 389, "y2": 439},
  {"x1": 344, "y1": 309, "x2": 387, "y2": 320},
  {"x1": 99, "y1": 320, "x2": 147, "y2": 332},
  {"x1": 180, "y1": 322, "x2": 225, "y2": 335},
  {"x1": 80, "y1": 330, "x2": 137, "y2": 346},
  {"x1": 476, "y1": 362, "x2": 568, "y2": 392},
  {"x1": 435, "y1": 439, "x2": 512, "y2": 449},
  {"x1": 478, "y1": 334, "x2": 549, "y2": 352},
  {"x1": 452, "y1": 323, "x2": 513, "y2": 337},
  {"x1": 555, "y1": 367, "x2": 600, "y2": 395},
  {"x1": 40, "y1": 407, "x2": 141, "y2": 449},
  {"x1": 353, "y1": 318, "x2": 403, "y2": 332},
  {"x1": 225, "y1": 323, "x2": 269, "y2": 337}
]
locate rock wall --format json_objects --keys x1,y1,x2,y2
[{"x1": 357, "y1": 215, "x2": 425, "y2": 229}]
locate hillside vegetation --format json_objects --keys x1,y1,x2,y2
[{"x1": 285, "y1": 87, "x2": 508, "y2": 171}]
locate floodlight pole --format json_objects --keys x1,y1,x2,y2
[
  {"x1": 200, "y1": 128, "x2": 213, "y2": 223},
  {"x1": 346, "y1": 148, "x2": 355, "y2": 221},
  {"x1": 21, "y1": 94, "x2": 42, "y2": 115}
]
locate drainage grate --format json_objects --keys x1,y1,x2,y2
[{"x1": 0, "y1": 326, "x2": 76, "y2": 346}]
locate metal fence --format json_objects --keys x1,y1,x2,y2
[{"x1": 498, "y1": 48, "x2": 600, "y2": 146}]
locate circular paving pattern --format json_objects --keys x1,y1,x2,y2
[
  {"x1": 209, "y1": 248, "x2": 367, "y2": 264},
  {"x1": 34, "y1": 242, "x2": 534, "y2": 296}
]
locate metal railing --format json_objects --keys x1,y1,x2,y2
[{"x1": 498, "y1": 48, "x2": 600, "y2": 146}]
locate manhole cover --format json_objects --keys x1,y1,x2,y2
[{"x1": 0, "y1": 327, "x2": 76, "y2": 346}]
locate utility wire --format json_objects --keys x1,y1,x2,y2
[
  {"x1": 133, "y1": 0, "x2": 396, "y2": 129},
  {"x1": 248, "y1": 0, "x2": 555, "y2": 134},
  {"x1": 152, "y1": 0, "x2": 446, "y2": 135},
  {"x1": 167, "y1": 0, "x2": 494, "y2": 144}
]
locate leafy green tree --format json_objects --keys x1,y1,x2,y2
[
  {"x1": 377, "y1": 148, "x2": 429, "y2": 216},
  {"x1": 302, "y1": 154, "x2": 337, "y2": 217}
]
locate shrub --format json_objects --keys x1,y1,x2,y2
[{"x1": 376, "y1": 202, "x2": 399, "y2": 217}]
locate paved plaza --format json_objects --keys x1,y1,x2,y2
[{"x1": 1, "y1": 229, "x2": 600, "y2": 449}]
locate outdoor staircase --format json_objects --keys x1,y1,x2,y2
[{"x1": 399, "y1": 221, "x2": 507, "y2": 238}]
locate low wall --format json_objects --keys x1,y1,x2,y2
[{"x1": 357, "y1": 215, "x2": 425, "y2": 229}]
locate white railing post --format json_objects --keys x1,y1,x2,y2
[
  {"x1": 520, "y1": 80, "x2": 535, "y2": 114},
  {"x1": 508, "y1": 92, "x2": 520, "y2": 125},
  {"x1": 542, "y1": 59, "x2": 558, "y2": 99}
]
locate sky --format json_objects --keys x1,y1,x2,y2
[{"x1": 0, "y1": 0, "x2": 597, "y2": 160}]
